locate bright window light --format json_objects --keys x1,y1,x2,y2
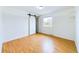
[{"x1": 43, "y1": 17, "x2": 52, "y2": 27}]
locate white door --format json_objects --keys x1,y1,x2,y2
[{"x1": 29, "y1": 16, "x2": 36, "y2": 35}]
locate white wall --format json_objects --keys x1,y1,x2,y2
[
  {"x1": 0, "y1": 7, "x2": 3, "y2": 52},
  {"x1": 2, "y1": 7, "x2": 29, "y2": 42},
  {"x1": 38, "y1": 7, "x2": 75, "y2": 40},
  {"x1": 76, "y1": 7, "x2": 79, "y2": 52}
]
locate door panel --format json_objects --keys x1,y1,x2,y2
[{"x1": 29, "y1": 16, "x2": 36, "y2": 35}]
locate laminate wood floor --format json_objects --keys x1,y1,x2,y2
[{"x1": 2, "y1": 33, "x2": 77, "y2": 53}]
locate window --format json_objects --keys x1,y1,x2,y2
[{"x1": 43, "y1": 17, "x2": 52, "y2": 27}]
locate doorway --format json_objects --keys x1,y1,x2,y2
[{"x1": 28, "y1": 14, "x2": 36, "y2": 35}]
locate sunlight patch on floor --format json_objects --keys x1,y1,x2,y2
[{"x1": 41, "y1": 38, "x2": 54, "y2": 53}]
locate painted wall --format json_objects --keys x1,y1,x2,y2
[
  {"x1": 38, "y1": 7, "x2": 75, "y2": 40},
  {"x1": 75, "y1": 7, "x2": 79, "y2": 52},
  {"x1": 2, "y1": 7, "x2": 29, "y2": 42},
  {"x1": 0, "y1": 7, "x2": 3, "y2": 52}
]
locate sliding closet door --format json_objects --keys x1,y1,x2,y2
[{"x1": 29, "y1": 16, "x2": 36, "y2": 35}]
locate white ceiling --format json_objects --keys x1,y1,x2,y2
[{"x1": 4, "y1": 6, "x2": 72, "y2": 16}]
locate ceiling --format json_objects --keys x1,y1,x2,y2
[{"x1": 4, "y1": 6, "x2": 72, "y2": 16}]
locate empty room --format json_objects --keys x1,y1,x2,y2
[{"x1": 0, "y1": 6, "x2": 78, "y2": 53}]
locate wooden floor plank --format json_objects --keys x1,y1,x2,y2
[{"x1": 2, "y1": 33, "x2": 77, "y2": 53}]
